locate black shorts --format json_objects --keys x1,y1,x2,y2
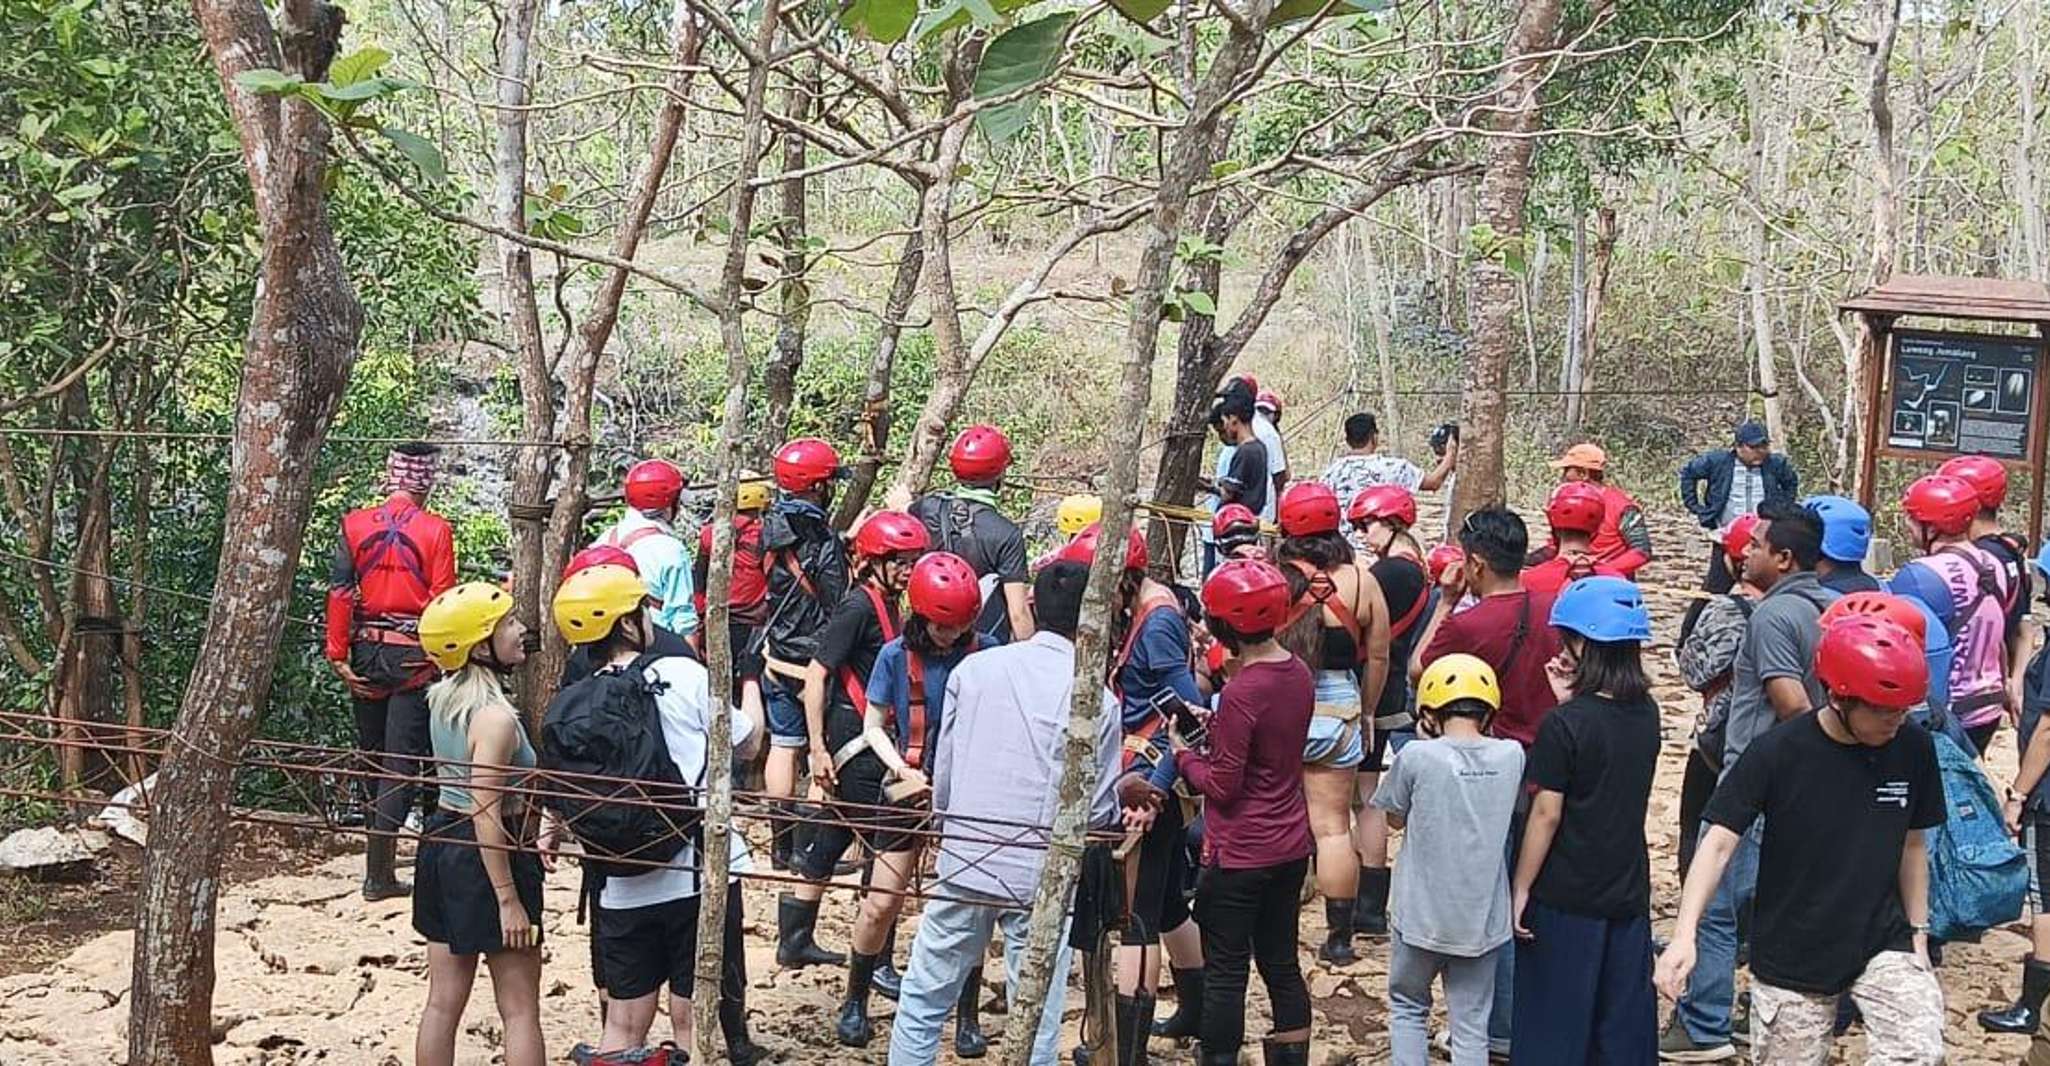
[
  {"x1": 594, "y1": 880, "x2": 746, "y2": 1001},
  {"x1": 2028, "y1": 815, "x2": 2050, "y2": 912},
  {"x1": 810, "y1": 707, "x2": 925, "y2": 863},
  {"x1": 412, "y1": 814, "x2": 545, "y2": 957},
  {"x1": 1123, "y1": 800, "x2": 1188, "y2": 946},
  {"x1": 729, "y1": 620, "x2": 765, "y2": 684}
]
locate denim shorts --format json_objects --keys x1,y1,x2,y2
[
  {"x1": 765, "y1": 676, "x2": 809, "y2": 748},
  {"x1": 1303, "y1": 670, "x2": 1365, "y2": 769}
]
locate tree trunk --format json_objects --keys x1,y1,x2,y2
[
  {"x1": 759, "y1": 68, "x2": 815, "y2": 463},
  {"x1": 1450, "y1": 0, "x2": 1564, "y2": 524},
  {"x1": 2016, "y1": 9, "x2": 2045, "y2": 282},
  {"x1": 494, "y1": 0, "x2": 555, "y2": 723},
  {"x1": 1361, "y1": 227, "x2": 1404, "y2": 447},
  {"x1": 833, "y1": 226, "x2": 925, "y2": 529},
  {"x1": 1745, "y1": 66, "x2": 1786, "y2": 444},
  {"x1": 1577, "y1": 205, "x2": 1616, "y2": 425},
  {"x1": 130, "y1": 3, "x2": 363, "y2": 1061},
  {"x1": 1003, "y1": 3, "x2": 1276, "y2": 1053},
  {"x1": 1146, "y1": 144, "x2": 1235, "y2": 574},
  {"x1": 1561, "y1": 208, "x2": 1586, "y2": 430},
  {"x1": 1850, "y1": 0, "x2": 1903, "y2": 502}
]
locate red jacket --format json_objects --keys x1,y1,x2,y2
[
  {"x1": 1542, "y1": 484, "x2": 1651, "y2": 579},
  {"x1": 694, "y1": 514, "x2": 770, "y2": 622},
  {"x1": 1520, "y1": 554, "x2": 1627, "y2": 596},
  {"x1": 324, "y1": 493, "x2": 457, "y2": 661}
]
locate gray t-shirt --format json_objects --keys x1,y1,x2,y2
[
  {"x1": 1721, "y1": 571, "x2": 1837, "y2": 769},
  {"x1": 1369, "y1": 735, "x2": 1525, "y2": 956}
]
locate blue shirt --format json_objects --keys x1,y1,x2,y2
[
  {"x1": 1116, "y1": 606, "x2": 1203, "y2": 790},
  {"x1": 866, "y1": 634, "x2": 996, "y2": 761},
  {"x1": 602, "y1": 510, "x2": 699, "y2": 636}
]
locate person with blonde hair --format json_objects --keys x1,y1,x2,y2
[{"x1": 411, "y1": 582, "x2": 544, "y2": 1066}]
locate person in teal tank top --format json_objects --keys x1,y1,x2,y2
[{"x1": 412, "y1": 582, "x2": 544, "y2": 1066}]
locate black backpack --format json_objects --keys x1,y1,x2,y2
[{"x1": 539, "y1": 652, "x2": 700, "y2": 878}]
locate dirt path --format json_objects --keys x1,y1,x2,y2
[{"x1": 0, "y1": 513, "x2": 2038, "y2": 1063}]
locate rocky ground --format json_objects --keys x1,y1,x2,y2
[{"x1": 0, "y1": 510, "x2": 2040, "y2": 1063}]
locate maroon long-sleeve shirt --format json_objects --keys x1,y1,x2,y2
[{"x1": 1177, "y1": 656, "x2": 1314, "y2": 870}]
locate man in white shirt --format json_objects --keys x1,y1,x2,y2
[{"x1": 1321, "y1": 413, "x2": 1457, "y2": 557}]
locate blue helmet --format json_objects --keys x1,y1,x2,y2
[
  {"x1": 2035, "y1": 539, "x2": 2050, "y2": 581},
  {"x1": 1550, "y1": 576, "x2": 1653, "y2": 644},
  {"x1": 1888, "y1": 563, "x2": 1956, "y2": 628},
  {"x1": 1803, "y1": 495, "x2": 1871, "y2": 564}
]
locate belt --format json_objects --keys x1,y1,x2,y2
[
  {"x1": 1373, "y1": 711, "x2": 1414, "y2": 732},
  {"x1": 354, "y1": 627, "x2": 422, "y2": 647},
  {"x1": 1313, "y1": 700, "x2": 1364, "y2": 724}
]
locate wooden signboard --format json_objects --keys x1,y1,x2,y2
[{"x1": 1879, "y1": 329, "x2": 2046, "y2": 462}]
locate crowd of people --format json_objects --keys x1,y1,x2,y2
[{"x1": 316, "y1": 389, "x2": 2049, "y2": 1066}]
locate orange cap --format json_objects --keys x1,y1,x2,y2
[{"x1": 1548, "y1": 443, "x2": 1608, "y2": 472}]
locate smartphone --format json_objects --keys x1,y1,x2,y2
[{"x1": 1148, "y1": 689, "x2": 1205, "y2": 737}]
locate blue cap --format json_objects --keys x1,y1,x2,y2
[
  {"x1": 1889, "y1": 563, "x2": 1956, "y2": 628},
  {"x1": 1550, "y1": 576, "x2": 1653, "y2": 644},
  {"x1": 1802, "y1": 495, "x2": 1871, "y2": 564},
  {"x1": 1734, "y1": 421, "x2": 1769, "y2": 446},
  {"x1": 2034, "y1": 539, "x2": 2050, "y2": 580}
]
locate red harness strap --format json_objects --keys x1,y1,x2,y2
[
  {"x1": 1385, "y1": 557, "x2": 1429, "y2": 639},
  {"x1": 839, "y1": 584, "x2": 898, "y2": 710},
  {"x1": 1284, "y1": 562, "x2": 1369, "y2": 664},
  {"x1": 901, "y1": 652, "x2": 930, "y2": 769},
  {"x1": 1109, "y1": 594, "x2": 1176, "y2": 701}
]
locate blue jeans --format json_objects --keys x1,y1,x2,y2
[
  {"x1": 1484, "y1": 810, "x2": 1524, "y2": 1055},
  {"x1": 764, "y1": 676, "x2": 808, "y2": 747},
  {"x1": 1676, "y1": 821, "x2": 1762, "y2": 1043},
  {"x1": 886, "y1": 891, "x2": 1074, "y2": 1066},
  {"x1": 1509, "y1": 901, "x2": 1656, "y2": 1065}
]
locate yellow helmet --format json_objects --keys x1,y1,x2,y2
[
  {"x1": 552, "y1": 564, "x2": 648, "y2": 645},
  {"x1": 1056, "y1": 494, "x2": 1103, "y2": 537},
  {"x1": 737, "y1": 478, "x2": 773, "y2": 512},
  {"x1": 1415, "y1": 653, "x2": 1501, "y2": 713},
  {"x1": 419, "y1": 582, "x2": 516, "y2": 671}
]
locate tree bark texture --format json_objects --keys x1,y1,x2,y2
[
  {"x1": 1450, "y1": 0, "x2": 1564, "y2": 524},
  {"x1": 130, "y1": 2, "x2": 363, "y2": 1061},
  {"x1": 833, "y1": 225, "x2": 925, "y2": 529},
  {"x1": 1744, "y1": 66, "x2": 1785, "y2": 444},
  {"x1": 1002, "y1": 4, "x2": 1276, "y2": 1056},
  {"x1": 759, "y1": 70, "x2": 815, "y2": 465},
  {"x1": 1850, "y1": 0, "x2": 1903, "y2": 501},
  {"x1": 693, "y1": 2, "x2": 782, "y2": 1057}
]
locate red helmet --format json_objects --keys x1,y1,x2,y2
[
  {"x1": 1901, "y1": 474, "x2": 1979, "y2": 536},
  {"x1": 1202, "y1": 559, "x2": 1292, "y2": 632},
  {"x1": 1426, "y1": 544, "x2": 1465, "y2": 583},
  {"x1": 1544, "y1": 482, "x2": 1606, "y2": 535},
  {"x1": 1278, "y1": 482, "x2": 1341, "y2": 537},
  {"x1": 773, "y1": 438, "x2": 843, "y2": 492},
  {"x1": 1821, "y1": 592, "x2": 1928, "y2": 646},
  {"x1": 1058, "y1": 522, "x2": 1148, "y2": 572},
  {"x1": 563, "y1": 544, "x2": 639, "y2": 579},
  {"x1": 1255, "y1": 389, "x2": 1282, "y2": 414},
  {"x1": 908, "y1": 551, "x2": 981, "y2": 627},
  {"x1": 1815, "y1": 616, "x2": 1929, "y2": 710},
  {"x1": 949, "y1": 424, "x2": 1013, "y2": 484},
  {"x1": 852, "y1": 510, "x2": 931, "y2": 559},
  {"x1": 623, "y1": 459, "x2": 685, "y2": 511},
  {"x1": 1212, "y1": 503, "x2": 1260, "y2": 540},
  {"x1": 1348, "y1": 485, "x2": 1416, "y2": 528},
  {"x1": 1723, "y1": 513, "x2": 1762, "y2": 568},
  {"x1": 1937, "y1": 455, "x2": 2007, "y2": 512}
]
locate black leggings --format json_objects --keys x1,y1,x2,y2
[
  {"x1": 1967, "y1": 720, "x2": 2000, "y2": 758},
  {"x1": 350, "y1": 642, "x2": 432, "y2": 833},
  {"x1": 1196, "y1": 856, "x2": 1311, "y2": 1054},
  {"x1": 1677, "y1": 745, "x2": 1719, "y2": 881}
]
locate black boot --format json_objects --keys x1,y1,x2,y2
[
  {"x1": 1319, "y1": 897, "x2": 1357, "y2": 965},
  {"x1": 1113, "y1": 995, "x2": 1147, "y2": 1066},
  {"x1": 1197, "y1": 1046, "x2": 1239, "y2": 1066},
  {"x1": 836, "y1": 951, "x2": 880, "y2": 1047},
  {"x1": 1262, "y1": 1038, "x2": 1309, "y2": 1066},
  {"x1": 721, "y1": 994, "x2": 766, "y2": 1066},
  {"x1": 1152, "y1": 967, "x2": 1205, "y2": 1040},
  {"x1": 361, "y1": 833, "x2": 411, "y2": 901},
  {"x1": 770, "y1": 801, "x2": 795, "y2": 872},
  {"x1": 1129, "y1": 995, "x2": 1156, "y2": 1066},
  {"x1": 955, "y1": 965, "x2": 990, "y2": 1058},
  {"x1": 1980, "y1": 956, "x2": 2050, "y2": 1033},
  {"x1": 775, "y1": 894, "x2": 844, "y2": 969},
  {"x1": 1353, "y1": 865, "x2": 1389, "y2": 937},
  {"x1": 872, "y1": 927, "x2": 902, "y2": 1001}
]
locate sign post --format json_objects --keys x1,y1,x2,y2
[{"x1": 1842, "y1": 276, "x2": 2050, "y2": 551}]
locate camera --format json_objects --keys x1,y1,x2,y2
[{"x1": 1429, "y1": 422, "x2": 1460, "y2": 457}]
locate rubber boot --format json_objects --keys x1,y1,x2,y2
[
  {"x1": 836, "y1": 951, "x2": 879, "y2": 1047},
  {"x1": 1353, "y1": 865, "x2": 1390, "y2": 938},
  {"x1": 1262, "y1": 1038, "x2": 1309, "y2": 1066},
  {"x1": 872, "y1": 927, "x2": 902, "y2": 1001},
  {"x1": 361, "y1": 833, "x2": 411, "y2": 901},
  {"x1": 721, "y1": 993, "x2": 765, "y2": 1066},
  {"x1": 1113, "y1": 995, "x2": 1145, "y2": 1066},
  {"x1": 955, "y1": 965, "x2": 990, "y2": 1058},
  {"x1": 770, "y1": 801, "x2": 795, "y2": 872},
  {"x1": 775, "y1": 894, "x2": 845, "y2": 969},
  {"x1": 1981, "y1": 957, "x2": 2050, "y2": 1034},
  {"x1": 1197, "y1": 1046, "x2": 1239, "y2": 1066},
  {"x1": 1152, "y1": 967, "x2": 1205, "y2": 1040},
  {"x1": 1129, "y1": 995, "x2": 1156, "y2": 1066},
  {"x1": 1319, "y1": 897, "x2": 1357, "y2": 965}
]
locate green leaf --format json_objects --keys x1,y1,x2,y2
[
  {"x1": 840, "y1": 0, "x2": 917, "y2": 43},
  {"x1": 915, "y1": 0, "x2": 1027, "y2": 43},
  {"x1": 1179, "y1": 289, "x2": 1216, "y2": 317},
  {"x1": 54, "y1": 180, "x2": 104, "y2": 205},
  {"x1": 314, "y1": 76, "x2": 415, "y2": 103},
  {"x1": 972, "y1": 13, "x2": 1074, "y2": 147},
  {"x1": 1270, "y1": 0, "x2": 1388, "y2": 26},
  {"x1": 328, "y1": 46, "x2": 392, "y2": 88},
  {"x1": 381, "y1": 126, "x2": 446, "y2": 183},
  {"x1": 1108, "y1": 0, "x2": 1172, "y2": 25},
  {"x1": 78, "y1": 57, "x2": 123, "y2": 78},
  {"x1": 233, "y1": 68, "x2": 304, "y2": 95},
  {"x1": 1210, "y1": 159, "x2": 1245, "y2": 179}
]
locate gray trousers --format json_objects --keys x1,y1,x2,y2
[{"x1": 1387, "y1": 930, "x2": 1500, "y2": 1066}]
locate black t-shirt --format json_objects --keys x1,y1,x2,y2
[
  {"x1": 909, "y1": 492, "x2": 1029, "y2": 641},
  {"x1": 1976, "y1": 533, "x2": 2032, "y2": 641},
  {"x1": 813, "y1": 582, "x2": 901, "y2": 714},
  {"x1": 1704, "y1": 713, "x2": 1944, "y2": 995},
  {"x1": 1818, "y1": 566, "x2": 1884, "y2": 596},
  {"x1": 560, "y1": 624, "x2": 696, "y2": 688},
  {"x1": 1525, "y1": 692, "x2": 1661, "y2": 918},
  {"x1": 1372, "y1": 556, "x2": 1429, "y2": 718},
  {"x1": 1223, "y1": 438, "x2": 1270, "y2": 518}
]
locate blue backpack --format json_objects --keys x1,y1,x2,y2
[{"x1": 1927, "y1": 731, "x2": 2028, "y2": 940}]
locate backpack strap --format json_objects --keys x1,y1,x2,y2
[
  {"x1": 1494, "y1": 593, "x2": 1534, "y2": 683},
  {"x1": 349, "y1": 499, "x2": 432, "y2": 608},
  {"x1": 901, "y1": 651, "x2": 930, "y2": 770},
  {"x1": 604, "y1": 525, "x2": 667, "y2": 552},
  {"x1": 1936, "y1": 546, "x2": 2009, "y2": 638},
  {"x1": 1384, "y1": 558, "x2": 1428, "y2": 640},
  {"x1": 838, "y1": 584, "x2": 898, "y2": 710},
  {"x1": 1109, "y1": 592, "x2": 1176, "y2": 700}
]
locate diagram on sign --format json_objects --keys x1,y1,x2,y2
[{"x1": 1888, "y1": 331, "x2": 2039, "y2": 459}]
